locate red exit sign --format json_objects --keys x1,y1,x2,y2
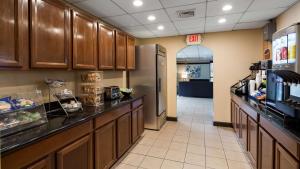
[{"x1": 186, "y1": 34, "x2": 202, "y2": 45}]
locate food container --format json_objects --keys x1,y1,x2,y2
[{"x1": 80, "y1": 93, "x2": 104, "y2": 106}]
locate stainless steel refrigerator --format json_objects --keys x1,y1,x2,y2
[{"x1": 129, "y1": 44, "x2": 167, "y2": 130}]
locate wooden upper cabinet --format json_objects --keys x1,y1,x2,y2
[
  {"x1": 98, "y1": 24, "x2": 115, "y2": 69},
  {"x1": 115, "y1": 30, "x2": 127, "y2": 70},
  {"x1": 30, "y1": 0, "x2": 70, "y2": 68},
  {"x1": 126, "y1": 35, "x2": 135, "y2": 70},
  {"x1": 0, "y1": 0, "x2": 28, "y2": 69},
  {"x1": 72, "y1": 10, "x2": 97, "y2": 70},
  {"x1": 57, "y1": 135, "x2": 93, "y2": 169}
]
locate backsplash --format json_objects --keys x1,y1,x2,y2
[{"x1": 0, "y1": 70, "x2": 125, "y2": 103}]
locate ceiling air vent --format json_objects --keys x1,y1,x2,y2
[{"x1": 176, "y1": 8, "x2": 195, "y2": 18}]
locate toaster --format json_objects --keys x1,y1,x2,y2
[{"x1": 104, "y1": 86, "x2": 120, "y2": 100}]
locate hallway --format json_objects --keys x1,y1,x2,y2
[{"x1": 113, "y1": 97, "x2": 252, "y2": 169}]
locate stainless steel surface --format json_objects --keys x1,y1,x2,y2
[{"x1": 130, "y1": 44, "x2": 167, "y2": 130}]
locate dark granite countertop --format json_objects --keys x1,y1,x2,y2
[
  {"x1": 0, "y1": 95, "x2": 143, "y2": 156},
  {"x1": 232, "y1": 93, "x2": 300, "y2": 142}
]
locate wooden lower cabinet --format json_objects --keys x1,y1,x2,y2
[
  {"x1": 235, "y1": 104, "x2": 240, "y2": 137},
  {"x1": 95, "y1": 121, "x2": 117, "y2": 169},
  {"x1": 248, "y1": 117, "x2": 258, "y2": 167},
  {"x1": 275, "y1": 143, "x2": 299, "y2": 169},
  {"x1": 56, "y1": 135, "x2": 93, "y2": 169},
  {"x1": 137, "y1": 106, "x2": 144, "y2": 136},
  {"x1": 258, "y1": 127, "x2": 274, "y2": 169},
  {"x1": 117, "y1": 112, "x2": 132, "y2": 158},
  {"x1": 131, "y1": 109, "x2": 139, "y2": 143},
  {"x1": 240, "y1": 110, "x2": 247, "y2": 148},
  {"x1": 231, "y1": 101, "x2": 236, "y2": 131},
  {"x1": 25, "y1": 157, "x2": 51, "y2": 169}
]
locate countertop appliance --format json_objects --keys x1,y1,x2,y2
[
  {"x1": 104, "y1": 86, "x2": 120, "y2": 100},
  {"x1": 129, "y1": 44, "x2": 167, "y2": 130}
]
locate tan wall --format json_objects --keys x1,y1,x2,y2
[
  {"x1": 0, "y1": 70, "x2": 124, "y2": 102},
  {"x1": 277, "y1": 1, "x2": 300, "y2": 30},
  {"x1": 137, "y1": 29, "x2": 263, "y2": 122}
]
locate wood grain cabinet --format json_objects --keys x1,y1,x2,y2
[
  {"x1": 56, "y1": 135, "x2": 93, "y2": 169},
  {"x1": 26, "y1": 157, "x2": 51, "y2": 169},
  {"x1": 95, "y1": 121, "x2": 117, "y2": 169},
  {"x1": 275, "y1": 143, "x2": 299, "y2": 169},
  {"x1": 115, "y1": 30, "x2": 127, "y2": 70},
  {"x1": 0, "y1": 0, "x2": 28, "y2": 69},
  {"x1": 240, "y1": 110, "x2": 247, "y2": 148},
  {"x1": 258, "y1": 127, "x2": 274, "y2": 169},
  {"x1": 117, "y1": 112, "x2": 132, "y2": 158},
  {"x1": 98, "y1": 24, "x2": 115, "y2": 69},
  {"x1": 30, "y1": 0, "x2": 70, "y2": 68},
  {"x1": 131, "y1": 109, "x2": 139, "y2": 143},
  {"x1": 231, "y1": 101, "x2": 236, "y2": 130},
  {"x1": 235, "y1": 104, "x2": 240, "y2": 137},
  {"x1": 137, "y1": 106, "x2": 144, "y2": 136},
  {"x1": 126, "y1": 35, "x2": 135, "y2": 70},
  {"x1": 248, "y1": 117, "x2": 258, "y2": 167},
  {"x1": 72, "y1": 10, "x2": 97, "y2": 69}
]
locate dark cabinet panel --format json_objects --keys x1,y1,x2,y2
[
  {"x1": 72, "y1": 10, "x2": 97, "y2": 69},
  {"x1": 57, "y1": 135, "x2": 93, "y2": 169},
  {"x1": 98, "y1": 24, "x2": 115, "y2": 69},
  {"x1": 231, "y1": 100, "x2": 236, "y2": 130},
  {"x1": 275, "y1": 143, "x2": 299, "y2": 169},
  {"x1": 117, "y1": 112, "x2": 131, "y2": 158},
  {"x1": 95, "y1": 121, "x2": 117, "y2": 169},
  {"x1": 115, "y1": 30, "x2": 126, "y2": 70},
  {"x1": 126, "y1": 35, "x2": 135, "y2": 70},
  {"x1": 131, "y1": 109, "x2": 139, "y2": 143},
  {"x1": 137, "y1": 106, "x2": 144, "y2": 136},
  {"x1": 258, "y1": 127, "x2": 274, "y2": 169},
  {"x1": 0, "y1": 0, "x2": 28, "y2": 68},
  {"x1": 240, "y1": 110, "x2": 247, "y2": 149},
  {"x1": 26, "y1": 156, "x2": 51, "y2": 169},
  {"x1": 248, "y1": 117, "x2": 258, "y2": 167},
  {"x1": 30, "y1": 0, "x2": 70, "y2": 68},
  {"x1": 235, "y1": 104, "x2": 240, "y2": 137}
]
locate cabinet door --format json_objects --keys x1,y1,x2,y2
[
  {"x1": 57, "y1": 135, "x2": 92, "y2": 169},
  {"x1": 231, "y1": 101, "x2": 236, "y2": 130},
  {"x1": 117, "y1": 112, "x2": 131, "y2": 157},
  {"x1": 98, "y1": 24, "x2": 115, "y2": 69},
  {"x1": 248, "y1": 117, "x2": 258, "y2": 167},
  {"x1": 115, "y1": 30, "x2": 126, "y2": 70},
  {"x1": 126, "y1": 35, "x2": 135, "y2": 70},
  {"x1": 235, "y1": 104, "x2": 240, "y2": 137},
  {"x1": 95, "y1": 121, "x2": 117, "y2": 169},
  {"x1": 275, "y1": 143, "x2": 299, "y2": 169},
  {"x1": 30, "y1": 0, "x2": 70, "y2": 68},
  {"x1": 258, "y1": 127, "x2": 274, "y2": 169},
  {"x1": 0, "y1": 0, "x2": 28, "y2": 68},
  {"x1": 26, "y1": 157, "x2": 51, "y2": 169},
  {"x1": 240, "y1": 110, "x2": 247, "y2": 149},
  {"x1": 137, "y1": 106, "x2": 144, "y2": 136},
  {"x1": 132, "y1": 109, "x2": 139, "y2": 143},
  {"x1": 72, "y1": 11, "x2": 97, "y2": 69}
]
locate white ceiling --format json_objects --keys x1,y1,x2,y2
[{"x1": 68, "y1": 0, "x2": 299, "y2": 38}]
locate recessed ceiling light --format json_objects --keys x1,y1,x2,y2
[
  {"x1": 133, "y1": 0, "x2": 143, "y2": 7},
  {"x1": 218, "y1": 18, "x2": 226, "y2": 24},
  {"x1": 222, "y1": 4, "x2": 232, "y2": 11},
  {"x1": 157, "y1": 25, "x2": 164, "y2": 30},
  {"x1": 147, "y1": 15, "x2": 156, "y2": 21}
]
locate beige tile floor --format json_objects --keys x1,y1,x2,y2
[{"x1": 112, "y1": 97, "x2": 253, "y2": 169}]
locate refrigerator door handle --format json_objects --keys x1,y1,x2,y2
[{"x1": 158, "y1": 78, "x2": 161, "y2": 92}]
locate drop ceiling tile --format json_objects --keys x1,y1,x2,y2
[
  {"x1": 144, "y1": 22, "x2": 178, "y2": 35},
  {"x1": 160, "y1": 0, "x2": 206, "y2": 8},
  {"x1": 75, "y1": 0, "x2": 126, "y2": 17},
  {"x1": 127, "y1": 30, "x2": 155, "y2": 38},
  {"x1": 131, "y1": 9, "x2": 170, "y2": 25},
  {"x1": 234, "y1": 21, "x2": 269, "y2": 30},
  {"x1": 121, "y1": 25, "x2": 146, "y2": 32},
  {"x1": 174, "y1": 18, "x2": 205, "y2": 30},
  {"x1": 112, "y1": 0, "x2": 162, "y2": 13},
  {"x1": 178, "y1": 27, "x2": 205, "y2": 35},
  {"x1": 205, "y1": 24, "x2": 235, "y2": 33},
  {"x1": 249, "y1": 0, "x2": 298, "y2": 11},
  {"x1": 166, "y1": 3, "x2": 206, "y2": 21},
  {"x1": 104, "y1": 15, "x2": 141, "y2": 27},
  {"x1": 207, "y1": 0, "x2": 252, "y2": 17},
  {"x1": 206, "y1": 13, "x2": 242, "y2": 26},
  {"x1": 241, "y1": 7, "x2": 287, "y2": 22}
]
